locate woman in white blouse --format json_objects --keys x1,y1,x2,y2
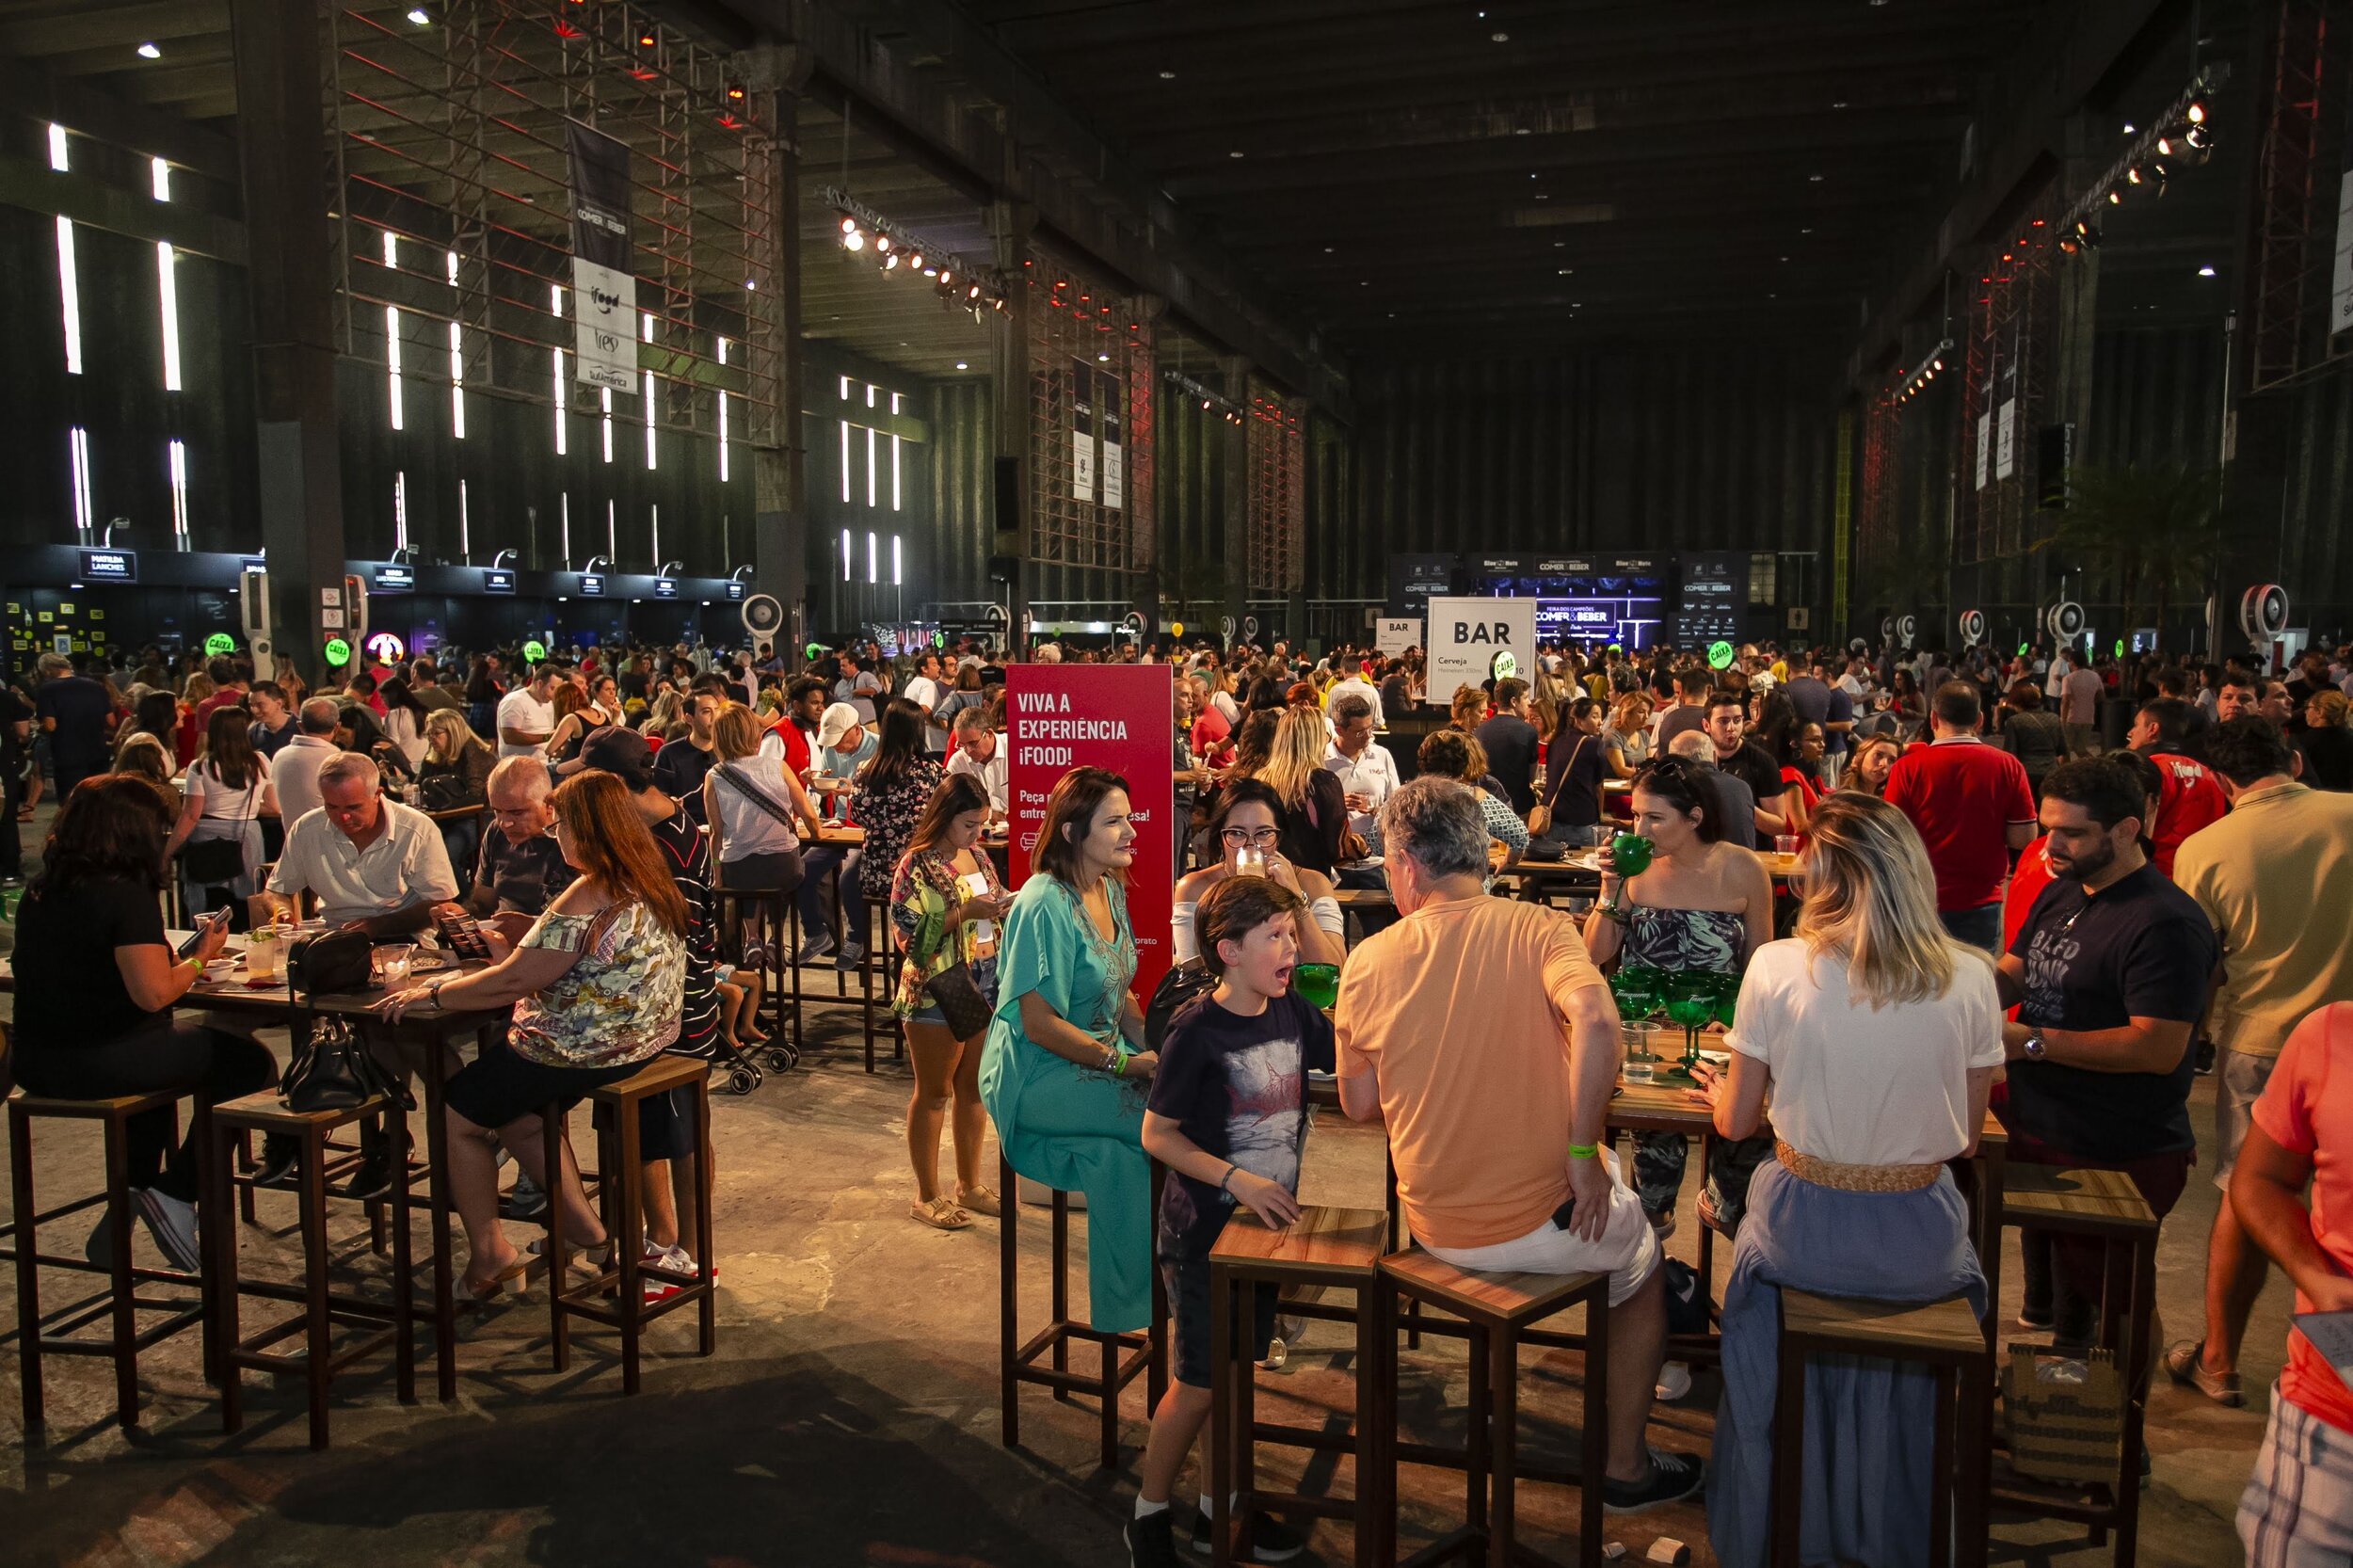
[
  {"x1": 1689, "y1": 792, "x2": 2002, "y2": 1568},
  {"x1": 168, "y1": 706, "x2": 278, "y2": 917}
]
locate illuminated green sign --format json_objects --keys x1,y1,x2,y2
[
  {"x1": 1707, "y1": 641, "x2": 1735, "y2": 670},
  {"x1": 323, "y1": 637, "x2": 351, "y2": 666},
  {"x1": 522, "y1": 639, "x2": 547, "y2": 663},
  {"x1": 805, "y1": 642, "x2": 824, "y2": 661},
  {"x1": 204, "y1": 632, "x2": 236, "y2": 657},
  {"x1": 2114, "y1": 638, "x2": 2125, "y2": 657},
  {"x1": 1491, "y1": 651, "x2": 1518, "y2": 680}
]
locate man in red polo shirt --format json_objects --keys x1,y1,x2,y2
[
  {"x1": 2126, "y1": 697, "x2": 2230, "y2": 879},
  {"x1": 1885, "y1": 680, "x2": 2037, "y2": 953}
]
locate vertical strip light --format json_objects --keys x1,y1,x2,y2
[
  {"x1": 47, "y1": 123, "x2": 69, "y2": 172},
  {"x1": 650, "y1": 504, "x2": 660, "y2": 568},
  {"x1": 865, "y1": 427, "x2": 877, "y2": 507},
  {"x1": 600, "y1": 387, "x2": 614, "y2": 463},
  {"x1": 384, "y1": 305, "x2": 404, "y2": 429},
  {"x1": 715, "y1": 337, "x2": 730, "y2": 483},
  {"x1": 892, "y1": 535, "x2": 903, "y2": 586},
  {"x1": 890, "y1": 391, "x2": 904, "y2": 510},
  {"x1": 156, "y1": 244, "x2": 182, "y2": 392},
  {"x1": 393, "y1": 471, "x2": 409, "y2": 550},
  {"x1": 168, "y1": 440, "x2": 191, "y2": 547},
  {"x1": 841, "y1": 528, "x2": 853, "y2": 581},
  {"x1": 641, "y1": 311, "x2": 657, "y2": 470},
  {"x1": 56, "y1": 218, "x2": 82, "y2": 376},
  {"x1": 606, "y1": 499, "x2": 617, "y2": 561},
  {"x1": 840, "y1": 420, "x2": 851, "y2": 503},
  {"x1": 446, "y1": 249, "x2": 464, "y2": 439},
  {"x1": 458, "y1": 477, "x2": 471, "y2": 559},
  {"x1": 550, "y1": 285, "x2": 568, "y2": 455},
  {"x1": 560, "y1": 492, "x2": 572, "y2": 563},
  {"x1": 151, "y1": 157, "x2": 171, "y2": 201},
  {"x1": 867, "y1": 530, "x2": 878, "y2": 584},
  {"x1": 68, "y1": 427, "x2": 93, "y2": 536}
]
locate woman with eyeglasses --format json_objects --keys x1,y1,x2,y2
[{"x1": 1171, "y1": 780, "x2": 1346, "y2": 973}]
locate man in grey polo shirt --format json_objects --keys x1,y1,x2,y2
[{"x1": 256, "y1": 753, "x2": 457, "y2": 935}]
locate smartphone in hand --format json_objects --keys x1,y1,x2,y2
[{"x1": 175, "y1": 909, "x2": 229, "y2": 961}]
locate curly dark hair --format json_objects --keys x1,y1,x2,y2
[{"x1": 27, "y1": 775, "x2": 175, "y2": 900}]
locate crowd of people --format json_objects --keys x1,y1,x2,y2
[{"x1": 9, "y1": 623, "x2": 2353, "y2": 1567}]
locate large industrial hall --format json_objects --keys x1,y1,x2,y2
[{"x1": 4, "y1": 3, "x2": 2351, "y2": 1567}]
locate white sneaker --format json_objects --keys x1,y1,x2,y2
[{"x1": 1654, "y1": 1359, "x2": 1693, "y2": 1402}]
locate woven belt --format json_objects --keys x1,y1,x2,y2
[{"x1": 1774, "y1": 1139, "x2": 1942, "y2": 1193}]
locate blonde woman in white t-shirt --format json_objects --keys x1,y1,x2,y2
[
  {"x1": 1688, "y1": 792, "x2": 2002, "y2": 1568},
  {"x1": 168, "y1": 705, "x2": 278, "y2": 915}
]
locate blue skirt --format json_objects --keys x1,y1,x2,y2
[{"x1": 1706, "y1": 1159, "x2": 1985, "y2": 1568}]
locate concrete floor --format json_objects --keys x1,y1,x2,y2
[{"x1": 0, "y1": 889, "x2": 2280, "y2": 1567}]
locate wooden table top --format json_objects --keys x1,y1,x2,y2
[
  {"x1": 1209, "y1": 1205, "x2": 1388, "y2": 1280},
  {"x1": 1332, "y1": 887, "x2": 1393, "y2": 910},
  {"x1": 1999, "y1": 1161, "x2": 2153, "y2": 1234}
]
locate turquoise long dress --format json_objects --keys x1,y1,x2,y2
[{"x1": 979, "y1": 873, "x2": 1152, "y2": 1333}]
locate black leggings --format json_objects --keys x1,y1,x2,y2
[{"x1": 14, "y1": 1026, "x2": 280, "y2": 1202}]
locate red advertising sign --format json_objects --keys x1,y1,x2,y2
[{"x1": 1005, "y1": 663, "x2": 1176, "y2": 1002}]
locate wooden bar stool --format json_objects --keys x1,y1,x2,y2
[
  {"x1": 999, "y1": 1150, "x2": 1169, "y2": 1469},
  {"x1": 9, "y1": 1089, "x2": 210, "y2": 1435},
  {"x1": 1769, "y1": 1290, "x2": 1993, "y2": 1568},
  {"x1": 1208, "y1": 1206, "x2": 1392, "y2": 1568},
  {"x1": 856, "y1": 900, "x2": 907, "y2": 1073},
  {"x1": 713, "y1": 885, "x2": 800, "y2": 1064},
  {"x1": 1376, "y1": 1250, "x2": 1612, "y2": 1568},
  {"x1": 1992, "y1": 1163, "x2": 2159, "y2": 1568},
  {"x1": 545, "y1": 1054, "x2": 718, "y2": 1394},
  {"x1": 208, "y1": 1090, "x2": 417, "y2": 1449}
]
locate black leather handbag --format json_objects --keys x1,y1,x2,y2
[
  {"x1": 286, "y1": 929, "x2": 374, "y2": 996},
  {"x1": 281, "y1": 1015, "x2": 412, "y2": 1113}
]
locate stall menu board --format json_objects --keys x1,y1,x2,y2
[
  {"x1": 1386, "y1": 553, "x2": 1460, "y2": 618},
  {"x1": 1425, "y1": 596, "x2": 1538, "y2": 703},
  {"x1": 1005, "y1": 664, "x2": 1176, "y2": 1004},
  {"x1": 1675, "y1": 550, "x2": 1745, "y2": 646}
]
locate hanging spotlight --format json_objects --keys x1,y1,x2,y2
[
  {"x1": 637, "y1": 29, "x2": 656, "y2": 47},
  {"x1": 908, "y1": 252, "x2": 924, "y2": 270},
  {"x1": 2185, "y1": 123, "x2": 2212, "y2": 151},
  {"x1": 2126, "y1": 166, "x2": 2144, "y2": 185},
  {"x1": 938, "y1": 269, "x2": 952, "y2": 285},
  {"x1": 2186, "y1": 100, "x2": 2205, "y2": 124},
  {"x1": 726, "y1": 85, "x2": 746, "y2": 104},
  {"x1": 883, "y1": 252, "x2": 899, "y2": 270},
  {"x1": 842, "y1": 227, "x2": 865, "y2": 251}
]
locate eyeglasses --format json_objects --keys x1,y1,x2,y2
[{"x1": 1219, "y1": 826, "x2": 1282, "y2": 847}]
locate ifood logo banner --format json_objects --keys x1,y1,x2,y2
[{"x1": 1423, "y1": 596, "x2": 1537, "y2": 705}]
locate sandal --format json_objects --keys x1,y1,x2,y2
[
  {"x1": 527, "y1": 1236, "x2": 614, "y2": 1277},
  {"x1": 956, "y1": 1184, "x2": 1001, "y2": 1217},
  {"x1": 462, "y1": 1257, "x2": 533, "y2": 1305},
  {"x1": 909, "y1": 1196, "x2": 973, "y2": 1230}
]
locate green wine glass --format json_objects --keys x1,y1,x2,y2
[{"x1": 1665, "y1": 990, "x2": 1716, "y2": 1073}]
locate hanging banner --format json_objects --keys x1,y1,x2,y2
[
  {"x1": 1424, "y1": 595, "x2": 1537, "y2": 706},
  {"x1": 1993, "y1": 398, "x2": 2018, "y2": 481},
  {"x1": 1975, "y1": 411, "x2": 1993, "y2": 491},
  {"x1": 1005, "y1": 664, "x2": 1176, "y2": 1002},
  {"x1": 2334, "y1": 171, "x2": 2353, "y2": 336},
  {"x1": 1071, "y1": 360, "x2": 1097, "y2": 502},
  {"x1": 1101, "y1": 371, "x2": 1126, "y2": 511},
  {"x1": 566, "y1": 120, "x2": 637, "y2": 394},
  {"x1": 1376, "y1": 617, "x2": 1421, "y2": 658}
]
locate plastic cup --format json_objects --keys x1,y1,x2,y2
[
  {"x1": 1774, "y1": 834, "x2": 1801, "y2": 857},
  {"x1": 1292, "y1": 962, "x2": 1340, "y2": 1011},
  {"x1": 373, "y1": 943, "x2": 415, "y2": 988},
  {"x1": 245, "y1": 929, "x2": 282, "y2": 982},
  {"x1": 1233, "y1": 847, "x2": 1267, "y2": 878}
]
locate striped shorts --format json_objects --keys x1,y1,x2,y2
[{"x1": 2241, "y1": 1388, "x2": 2353, "y2": 1567}]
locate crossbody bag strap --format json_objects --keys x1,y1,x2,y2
[{"x1": 717, "y1": 763, "x2": 799, "y2": 831}]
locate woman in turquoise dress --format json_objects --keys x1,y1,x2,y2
[{"x1": 980, "y1": 766, "x2": 1159, "y2": 1333}]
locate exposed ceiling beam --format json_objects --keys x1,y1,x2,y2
[
  {"x1": 0, "y1": 41, "x2": 239, "y2": 183},
  {"x1": 722, "y1": 0, "x2": 1352, "y2": 418},
  {"x1": 1846, "y1": 0, "x2": 2174, "y2": 384}
]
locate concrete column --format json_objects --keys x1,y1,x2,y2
[
  {"x1": 753, "y1": 84, "x2": 807, "y2": 646},
  {"x1": 232, "y1": 0, "x2": 346, "y2": 682},
  {"x1": 1221, "y1": 355, "x2": 1251, "y2": 635},
  {"x1": 991, "y1": 200, "x2": 1036, "y2": 650}
]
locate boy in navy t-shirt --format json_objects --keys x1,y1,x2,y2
[{"x1": 1128, "y1": 875, "x2": 1335, "y2": 1566}]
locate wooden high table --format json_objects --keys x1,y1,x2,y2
[{"x1": 4, "y1": 936, "x2": 515, "y2": 1403}]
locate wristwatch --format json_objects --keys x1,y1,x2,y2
[{"x1": 2021, "y1": 1032, "x2": 2048, "y2": 1062}]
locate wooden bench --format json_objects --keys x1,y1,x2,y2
[
  {"x1": 1376, "y1": 1250, "x2": 1612, "y2": 1568},
  {"x1": 1771, "y1": 1289, "x2": 1992, "y2": 1568},
  {"x1": 1208, "y1": 1205, "x2": 1391, "y2": 1568}
]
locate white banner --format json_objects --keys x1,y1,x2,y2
[
  {"x1": 1376, "y1": 617, "x2": 1421, "y2": 658},
  {"x1": 2333, "y1": 172, "x2": 2353, "y2": 336},
  {"x1": 570, "y1": 257, "x2": 636, "y2": 392},
  {"x1": 1103, "y1": 440, "x2": 1125, "y2": 509},
  {"x1": 1993, "y1": 398, "x2": 2017, "y2": 481},
  {"x1": 1424, "y1": 597, "x2": 1537, "y2": 705},
  {"x1": 1975, "y1": 411, "x2": 1992, "y2": 491}
]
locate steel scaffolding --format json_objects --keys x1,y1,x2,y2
[
  {"x1": 1025, "y1": 249, "x2": 1152, "y2": 573},
  {"x1": 1953, "y1": 188, "x2": 2061, "y2": 563}
]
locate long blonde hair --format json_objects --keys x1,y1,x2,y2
[
  {"x1": 1792, "y1": 793, "x2": 1969, "y2": 1007},
  {"x1": 424, "y1": 709, "x2": 488, "y2": 762},
  {"x1": 1256, "y1": 707, "x2": 1331, "y2": 810}
]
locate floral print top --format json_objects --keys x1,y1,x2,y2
[
  {"x1": 888, "y1": 845, "x2": 1008, "y2": 1017},
  {"x1": 854, "y1": 758, "x2": 945, "y2": 900},
  {"x1": 506, "y1": 899, "x2": 685, "y2": 1069}
]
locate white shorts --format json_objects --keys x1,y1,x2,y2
[{"x1": 1421, "y1": 1148, "x2": 1662, "y2": 1307}]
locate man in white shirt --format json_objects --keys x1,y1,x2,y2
[
  {"x1": 269, "y1": 699, "x2": 344, "y2": 829},
  {"x1": 1323, "y1": 692, "x2": 1399, "y2": 852},
  {"x1": 1324, "y1": 664, "x2": 1385, "y2": 731},
  {"x1": 945, "y1": 707, "x2": 1008, "y2": 820},
  {"x1": 255, "y1": 753, "x2": 457, "y2": 935},
  {"x1": 495, "y1": 664, "x2": 561, "y2": 758},
  {"x1": 901, "y1": 650, "x2": 949, "y2": 755}
]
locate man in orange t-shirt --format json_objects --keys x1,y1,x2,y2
[
  {"x1": 1335, "y1": 775, "x2": 1701, "y2": 1512},
  {"x1": 2233, "y1": 1002, "x2": 2353, "y2": 1562}
]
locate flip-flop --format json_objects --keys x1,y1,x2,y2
[
  {"x1": 909, "y1": 1196, "x2": 974, "y2": 1230},
  {"x1": 462, "y1": 1258, "x2": 534, "y2": 1305}
]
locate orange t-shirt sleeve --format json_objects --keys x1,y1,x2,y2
[
  {"x1": 1335, "y1": 968, "x2": 1376, "y2": 1080},
  {"x1": 1540, "y1": 916, "x2": 1608, "y2": 1051},
  {"x1": 2253, "y1": 1006, "x2": 2333, "y2": 1157}
]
